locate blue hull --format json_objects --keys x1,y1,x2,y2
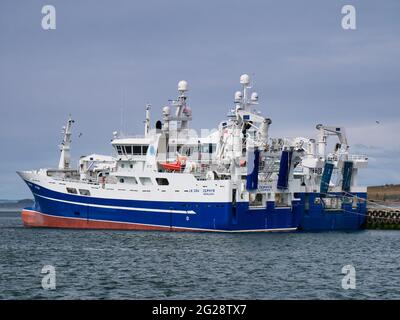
[
  {"x1": 296, "y1": 192, "x2": 367, "y2": 231},
  {"x1": 22, "y1": 181, "x2": 301, "y2": 232},
  {"x1": 21, "y1": 181, "x2": 366, "y2": 232}
]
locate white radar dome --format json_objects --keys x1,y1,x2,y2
[
  {"x1": 163, "y1": 106, "x2": 170, "y2": 115},
  {"x1": 240, "y1": 74, "x2": 250, "y2": 85},
  {"x1": 178, "y1": 80, "x2": 188, "y2": 92},
  {"x1": 234, "y1": 91, "x2": 242, "y2": 102},
  {"x1": 251, "y1": 92, "x2": 258, "y2": 101}
]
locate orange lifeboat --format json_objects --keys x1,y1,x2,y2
[{"x1": 161, "y1": 155, "x2": 187, "y2": 172}]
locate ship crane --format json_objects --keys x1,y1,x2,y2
[
  {"x1": 316, "y1": 124, "x2": 348, "y2": 158},
  {"x1": 58, "y1": 116, "x2": 75, "y2": 170}
]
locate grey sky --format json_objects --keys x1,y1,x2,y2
[{"x1": 1, "y1": 0, "x2": 399, "y2": 199}]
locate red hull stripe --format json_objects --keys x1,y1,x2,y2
[
  {"x1": 22, "y1": 209, "x2": 174, "y2": 231},
  {"x1": 21, "y1": 209, "x2": 296, "y2": 233}
]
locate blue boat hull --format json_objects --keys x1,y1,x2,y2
[
  {"x1": 22, "y1": 181, "x2": 301, "y2": 232},
  {"x1": 296, "y1": 192, "x2": 367, "y2": 231}
]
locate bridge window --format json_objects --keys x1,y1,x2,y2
[
  {"x1": 115, "y1": 144, "x2": 149, "y2": 155},
  {"x1": 125, "y1": 146, "x2": 132, "y2": 154},
  {"x1": 132, "y1": 145, "x2": 142, "y2": 155}
]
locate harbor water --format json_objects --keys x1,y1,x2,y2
[{"x1": 0, "y1": 211, "x2": 399, "y2": 299}]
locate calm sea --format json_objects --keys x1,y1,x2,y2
[{"x1": 0, "y1": 211, "x2": 399, "y2": 299}]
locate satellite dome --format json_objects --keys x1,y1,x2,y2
[
  {"x1": 234, "y1": 91, "x2": 242, "y2": 102},
  {"x1": 163, "y1": 106, "x2": 170, "y2": 115},
  {"x1": 178, "y1": 80, "x2": 188, "y2": 92},
  {"x1": 240, "y1": 74, "x2": 250, "y2": 85}
]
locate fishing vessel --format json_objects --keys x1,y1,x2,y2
[
  {"x1": 18, "y1": 75, "x2": 302, "y2": 232},
  {"x1": 18, "y1": 74, "x2": 368, "y2": 232}
]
